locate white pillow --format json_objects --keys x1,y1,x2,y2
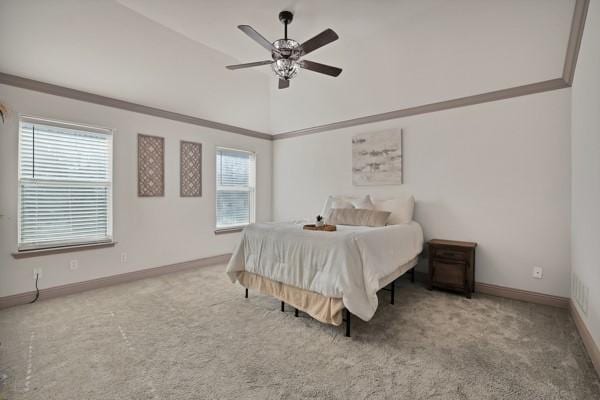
[
  {"x1": 331, "y1": 197, "x2": 355, "y2": 209},
  {"x1": 320, "y1": 195, "x2": 355, "y2": 217},
  {"x1": 327, "y1": 208, "x2": 391, "y2": 227},
  {"x1": 352, "y1": 195, "x2": 375, "y2": 210},
  {"x1": 373, "y1": 196, "x2": 415, "y2": 224}
]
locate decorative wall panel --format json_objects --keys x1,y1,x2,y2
[
  {"x1": 180, "y1": 141, "x2": 202, "y2": 197},
  {"x1": 138, "y1": 134, "x2": 164, "y2": 197}
]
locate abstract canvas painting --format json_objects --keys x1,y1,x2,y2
[
  {"x1": 138, "y1": 134, "x2": 165, "y2": 197},
  {"x1": 180, "y1": 141, "x2": 202, "y2": 197},
  {"x1": 352, "y1": 129, "x2": 402, "y2": 186}
]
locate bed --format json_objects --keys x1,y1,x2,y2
[{"x1": 226, "y1": 198, "x2": 424, "y2": 336}]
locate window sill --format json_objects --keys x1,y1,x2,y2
[
  {"x1": 12, "y1": 241, "x2": 117, "y2": 259},
  {"x1": 214, "y1": 226, "x2": 246, "y2": 235}
]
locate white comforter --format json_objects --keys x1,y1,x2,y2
[{"x1": 226, "y1": 221, "x2": 424, "y2": 321}]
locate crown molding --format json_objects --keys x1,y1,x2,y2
[
  {"x1": 0, "y1": 72, "x2": 272, "y2": 140},
  {"x1": 563, "y1": 0, "x2": 590, "y2": 85},
  {"x1": 0, "y1": 0, "x2": 589, "y2": 141},
  {"x1": 272, "y1": 79, "x2": 569, "y2": 140},
  {"x1": 272, "y1": 0, "x2": 589, "y2": 140}
]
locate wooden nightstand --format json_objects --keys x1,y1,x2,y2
[{"x1": 427, "y1": 239, "x2": 477, "y2": 298}]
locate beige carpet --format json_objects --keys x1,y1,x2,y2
[{"x1": 0, "y1": 264, "x2": 598, "y2": 400}]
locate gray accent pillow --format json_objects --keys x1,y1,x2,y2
[{"x1": 327, "y1": 208, "x2": 391, "y2": 227}]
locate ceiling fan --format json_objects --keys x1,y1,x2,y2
[{"x1": 226, "y1": 11, "x2": 342, "y2": 89}]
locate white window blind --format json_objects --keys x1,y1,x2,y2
[
  {"x1": 18, "y1": 117, "x2": 113, "y2": 250},
  {"x1": 216, "y1": 147, "x2": 255, "y2": 229}
]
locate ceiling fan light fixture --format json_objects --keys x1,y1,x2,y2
[
  {"x1": 271, "y1": 38, "x2": 302, "y2": 80},
  {"x1": 272, "y1": 39, "x2": 301, "y2": 58},
  {"x1": 272, "y1": 59, "x2": 299, "y2": 80}
]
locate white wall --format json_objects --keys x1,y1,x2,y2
[
  {"x1": 0, "y1": 84, "x2": 272, "y2": 297},
  {"x1": 0, "y1": 1, "x2": 580, "y2": 303},
  {"x1": 571, "y1": 0, "x2": 600, "y2": 345},
  {"x1": 0, "y1": 0, "x2": 271, "y2": 132},
  {"x1": 273, "y1": 89, "x2": 572, "y2": 297},
  {"x1": 0, "y1": 0, "x2": 574, "y2": 135},
  {"x1": 267, "y1": 0, "x2": 574, "y2": 133}
]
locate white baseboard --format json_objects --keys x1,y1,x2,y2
[
  {"x1": 0, "y1": 254, "x2": 231, "y2": 309},
  {"x1": 413, "y1": 271, "x2": 569, "y2": 308},
  {"x1": 475, "y1": 282, "x2": 569, "y2": 308},
  {"x1": 570, "y1": 300, "x2": 600, "y2": 378}
]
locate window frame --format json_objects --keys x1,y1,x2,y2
[
  {"x1": 215, "y1": 146, "x2": 256, "y2": 232},
  {"x1": 16, "y1": 115, "x2": 114, "y2": 252}
]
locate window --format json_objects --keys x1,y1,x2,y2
[
  {"x1": 18, "y1": 117, "x2": 113, "y2": 251},
  {"x1": 216, "y1": 147, "x2": 255, "y2": 230}
]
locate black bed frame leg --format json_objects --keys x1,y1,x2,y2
[
  {"x1": 294, "y1": 308, "x2": 299, "y2": 317},
  {"x1": 390, "y1": 279, "x2": 395, "y2": 305},
  {"x1": 281, "y1": 301, "x2": 285, "y2": 312},
  {"x1": 245, "y1": 288, "x2": 248, "y2": 298},
  {"x1": 410, "y1": 267, "x2": 416, "y2": 283},
  {"x1": 345, "y1": 309, "x2": 351, "y2": 337}
]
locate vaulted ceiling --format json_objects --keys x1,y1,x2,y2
[{"x1": 0, "y1": 0, "x2": 576, "y2": 134}]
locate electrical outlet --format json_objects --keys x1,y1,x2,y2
[
  {"x1": 69, "y1": 260, "x2": 79, "y2": 271},
  {"x1": 33, "y1": 268, "x2": 42, "y2": 280},
  {"x1": 532, "y1": 266, "x2": 543, "y2": 279},
  {"x1": 120, "y1": 253, "x2": 127, "y2": 264}
]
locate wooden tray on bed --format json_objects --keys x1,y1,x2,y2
[{"x1": 303, "y1": 224, "x2": 337, "y2": 232}]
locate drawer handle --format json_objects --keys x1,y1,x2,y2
[
  {"x1": 434, "y1": 260, "x2": 467, "y2": 266},
  {"x1": 438, "y1": 251, "x2": 463, "y2": 258}
]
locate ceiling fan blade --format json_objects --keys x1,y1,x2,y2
[
  {"x1": 226, "y1": 60, "x2": 272, "y2": 70},
  {"x1": 300, "y1": 60, "x2": 342, "y2": 77},
  {"x1": 238, "y1": 25, "x2": 274, "y2": 52},
  {"x1": 301, "y1": 29, "x2": 339, "y2": 55},
  {"x1": 278, "y1": 79, "x2": 290, "y2": 89}
]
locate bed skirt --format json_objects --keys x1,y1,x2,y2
[
  {"x1": 239, "y1": 271, "x2": 346, "y2": 325},
  {"x1": 238, "y1": 256, "x2": 419, "y2": 326}
]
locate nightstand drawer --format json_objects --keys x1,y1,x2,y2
[
  {"x1": 431, "y1": 260, "x2": 466, "y2": 287},
  {"x1": 431, "y1": 248, "x2": 468, "y2": 262}
]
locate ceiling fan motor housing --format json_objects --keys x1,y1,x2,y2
[{"x1": 279, "y1": 11, "x2": 294, "y2": 25}]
